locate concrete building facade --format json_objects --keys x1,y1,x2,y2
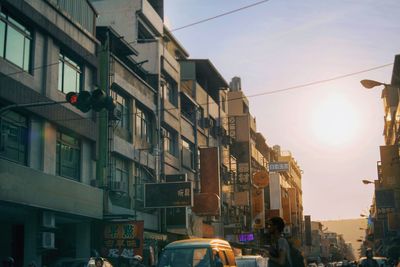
[{"x1": 0, "y1": 0, "x2": 100, "y2": 266}]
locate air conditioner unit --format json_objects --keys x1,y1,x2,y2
[
  {"x1": 204, "y1": 117, "x2": 214, "y2": 128},
  {"x1": 42, "y1": 212, "x2": 55, "y2": 228},
  {"x1": 41, "y1": 232, "x2": 55, "y2": 249}
]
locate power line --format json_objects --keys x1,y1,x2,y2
[
  {"x1": 170, "y1": 0, "x2": 271, "y2": 32},
  {"x1": 21, "y1": 62, "x2": 393, "y2": 124},
  {"x1": 1, "y1": 0, "x2": 270, "y2": 78}
]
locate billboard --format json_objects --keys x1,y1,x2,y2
[
  {"x1": 144, "y1": 182, "x2": 193, "y2": 208},
  {"x1": 251, "y1": 188, "x2": 265, "y2": 229},
  {"x1": 269, "y1": 162, "x2": 289, "y2": 172},
  {"x1": 193, "y1": 193, "x2": 220, "y2": 216},
  {"x1": 200, "y1": 147, "x2": 220, "y2": 196},
  {"x1": 103, "y1": 221, "x2": 144, "y2": 258}
]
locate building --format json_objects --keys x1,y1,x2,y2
[
  {"x1": 272, "y1": 145, "x2": 304, "y2": 241},
  {"x1": 0, "y1": 0, "x2": 100, "y2": 266},
  {"x1": 365, "y1": 54, "x2": 400, "y2": 256}
]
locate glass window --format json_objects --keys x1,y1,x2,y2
[
  {"x1": 163, "y1": 127, "x2": 177, "y2": 157},
  {"x1": 182, "y1": 138, "x2": 195, "y2": 169},
  {"x1": 0, "y1": 11, "x2": 31, "y2": 71},
  {"x1": 162, "y1": 75, "x2": 178, "y2": 107},
  {"x1": 135, "y1": 105, "x2": 152, "y2": 143},
  {"x1": 58, "y1": 53, "x2": 82, "y2": 94},
  {"x1": 0, "y1": 111, "x2": 28, "y2": 165},
  {"x1": 158, "y1": 248, "x2": 211, "y2": 267},
  {"x1": 56, "y1": 132, "x2": 80, "y2": 180},
  {"x1": 134, "y1": 164, "x2": 154, "y2": 203},
  {"x1": 112, "y1": 156, "x2": 129, "y2": 193},
  {"x1": 111, "y1": 90, "x2": 130, "y2": 132},
  {"x1": 197, "y1": 107, "x2": 204, "y2": 129}
]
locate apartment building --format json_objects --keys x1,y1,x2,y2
[{"x1": 0, "y1": 0, "x2": 100, "y2": 266}]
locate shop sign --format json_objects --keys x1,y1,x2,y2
[
  {"x1": 103, "y1": 221, "x2": 144, "y2": 258},
  {"x1": 268, "y1": 162, "x2": 289, "y2": 172},
  {"x1": 144, "y1": 181, "x2": 193, "y2": 208},
  {"x1": 238, "y1": 233, "x2": 254, "y2": 242}
]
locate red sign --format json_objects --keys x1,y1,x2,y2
[{"x1": 103, "y1": 221, "x2": 144, "y2": 258}]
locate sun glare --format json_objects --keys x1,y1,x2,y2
[{"x1": 311, "y1": 93, "x2": 359, "y2": 146}]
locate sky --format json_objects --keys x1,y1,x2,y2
[{"x1": 164, "y1": 0, "x2": 400, "y2": 220}]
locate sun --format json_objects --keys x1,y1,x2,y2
[{"x1": 311, "y1": 93, "x2": 359, "y2": 146}]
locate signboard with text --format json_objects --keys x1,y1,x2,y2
[
  {"x1": 103, "y1": 221, "x2": 144, "y2": 258},
  {"x1": 144, "y1": 182, "x2": 193, "y2": 208},
  {"x1": 268, "y1": 162, "x2": 290, "y2": 172}
]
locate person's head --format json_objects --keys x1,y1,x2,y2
[
  {"x1": 94, "y1": 257, "x2": 103, "y2": 267},
  {"x1": 268, "y1": 216, "x2": 285, "y2": 234},
  {"x1": 366, "y1": 248, "x2": 373, "y2": 259},
  {"x1": 3, "y1": 257, "x2": 14, "y2": 267},
  {"x1": 133, "y1": 255, "x2": 142, "y2": 262}
]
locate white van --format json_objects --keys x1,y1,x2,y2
[{"x1": 158, "y1": 238, "x2": 237, "y2": 267}]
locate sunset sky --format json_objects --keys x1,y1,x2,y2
[{"x1": 164, "y1": 0, "x2": 400, "y2": 220}]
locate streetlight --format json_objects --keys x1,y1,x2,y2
[
  {"x1": 362, "y1": 179, "x2": 374, "y2": 185},
  {"x1": 360, "y1": 79, "x2": 389, "y2": 89}
]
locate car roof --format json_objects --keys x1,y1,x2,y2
[
  {"x1": 236, "y1": 255, "x2": 262, "y2": 259},
  {"x1": 165, "y1": 238, "x2": 232, "y2": 249}
]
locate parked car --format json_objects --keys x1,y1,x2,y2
[
  {"x1": 358, "y1": 256, "x2": 388, "y2": 267},
  {"x1": 158, "y1": 238, "x2": 237, "y2": 267},
  {"x1": 235, "y1": 255, "x2": 268, "y2": 267}
]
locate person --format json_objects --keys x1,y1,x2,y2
[
  {"x1": 95, "y1": 257, "x2": 104, "y2": 267},
  {"x1": 2, "y1": 257, "x2": 14, "y2": 267},
  {"x1": 266, "y1": 217, "x2": 292, "y2": 267},
  {"x1": 213, "y1": 250, "x2": 223, "y2": 267},
  {"x1": 360, "y1": 249, "x2": 378, "y2": 267},
  {"x1": 130, "y1": 255, "x2": 145, "y2": 267}
]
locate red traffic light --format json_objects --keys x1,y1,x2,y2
[
  {"x1": 66, "y1": 92, "x2": 78, "y2": 106},
  {"x1": 65, "y1": 90, "x2": 115, "y2": 113}
]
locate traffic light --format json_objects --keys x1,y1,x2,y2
[
  {"x1": 65, "y1": 90, "x2": 115, "y2": 113},
  {"x1": 91, "y1": 89, "x2": 116, "y2": 112}
]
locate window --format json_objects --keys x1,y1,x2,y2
[
  {"x1": 111, "y1": 90, "x2": 130, "y2": 132},
  {"x1": 0, "y1": 11, "x2": 31, "y2": 71},
  {"x1": 182, "y1": 138, "x2": 195, "y2": 169},
  {"x1": 181, "y1": 94, "x2": 195, "y2": 123},
  {"x1": 210, "y1": 117, "x2": 217, "y2": 138},
  {"x1": 221, "y1": 94, "x2": 226, "y2": 112},
  {"x1": 112, "y1": 156, "x2": 129, "y2": 193},
  {"x1": 197, "y1": 107, "x2": 204, "y2": 129},
  {"x1": 134, "y1": 164, "x2": 154, "y2": 203},
  {"x1": 162, "y1": 74, "x2": 178, "y2": 107},
  {"x1": 58, "y1": 53, "x2": 81, "y2": 94},
  {"x1": 0, "y1": 111, "x2": 28, "y2": 165},
  {"x1": 137, "y1": 21, "x2": 154, "y2": 41},
  {"x1": 135, "y1": 105, "x2": 152, "y2": 143},
  {"x1": 56, "y1": 132, "x2": 80, "y2": 180},
  {"x1": 163, "y1": 127, "x2": 178, "y2": 157}
]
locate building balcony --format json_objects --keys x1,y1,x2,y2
[{"x1": 0, "y1": 158, "x2": 103, "y2": 219}]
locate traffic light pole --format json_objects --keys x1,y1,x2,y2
[{"x1": 0, "y1": 100, "x2": 68, "y2": 115}]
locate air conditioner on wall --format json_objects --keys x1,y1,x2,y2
[{"x1": 41, "y1": 232, "x2": 55, "y2": 249}]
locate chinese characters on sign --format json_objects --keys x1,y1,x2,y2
[
  {"x1": 144, "y1": 182, "x2": 193, "y2": 208},
  {"x1": 237, "y1": 163, "x2": 249, "y2": 184},
  {"x1": 268, "y1": 162, "x2": 290, "y2": 172},
  {"x1": 103, "y1": 221, "x2": 144, "y2": 258}
]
